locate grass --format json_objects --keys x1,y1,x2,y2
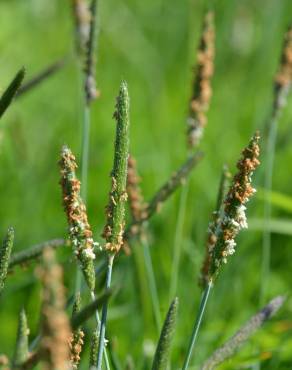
[{"x1": 0, "y1": 0, "x2": 292, "y2": 369}]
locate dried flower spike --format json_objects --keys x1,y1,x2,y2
[
  {"x1": 102, "y1": 81, "x2": 130, "y2": 253},
  {"x1": 69, "y1": 293, "x2": 85, "y2": 369},
  {"x1": 201, "y1": 295, "x2": 285, "y2": 370},
  {"x1": 38, "y1": 248, "x2": 70, "y2": 370},
  {"x1": 0, "y1": 227, "x2": 14, "y2": 295},
  {"x1": 59, "y1": 145, "x2": 96, "y2": 291},
  {"x1": 207, "y1": 133, "x2": 260, "y2": 281},
  {"x1": 12, "y1": 308, "x2": 29, "y2": 368},
  {"x1": 127, "y1": 155, "x2": 146, "y2": 222},
  {"x1": 274, "y1": 25, "x2": 292, "y2": 112},
  {"x1": 187, "y1": 11, "x2": 215, "y2": 148}
]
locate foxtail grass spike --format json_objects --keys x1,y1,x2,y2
[
  {"x1": 71, "y1": 0, "x2": 91, "y2": 56},
  {"x1": 16, "y1": 59, "x2": 66, "y2": 98},
  {"x1": 84, "y1": 0, "x2": 100, "y2": 104},
  {"x1": 0, "y1": 68, "x2": 25, "y2": 119},
  {"x1": 59, "y1": 145, "x2": 97, "y2": 291},
  {"x1": 273, "y1": 25, "x2": 292, "y2": 115},
  {"x1": 187, "y1": 11, "x2": 215, "y2": 148},
  {"x1": 208, "y1": 133, "x2": 260, "y2": 281},
  {"x1": 102, "y1": 81, "x2": 130, "y2": 254},
  {"x1": 71, "y1": 289, "x2": 112, "y2": 330},
  {"x1": 125, "y1": 152, "x2": 203, "y2": 241},
  {"x1": 199, "y1": 165, "x2": 231, "y2": 288},
  {"x1": 12, "y1": 309, "x2": 29, "y2": 368},
  {"x1": 9, "y1": 238, "x2": 66, "y2": 269},
  {"x1": 127, "y1": 155, "x2": 146, "y2": 223},
  {"x1": 89, "y1": 330, "x2": 99, "y2": 369},
  {"x1": 201, "y1": 296, "x2": 285, "y2": 370},
  {"x1": 38, "y1": 248, "x2": 70, "y2": 370},
  {"x1": 0, "y1": 227, "x2": 14, "y2": 295},
  {"x1": 69, "y1": 293, "x2": 85, "y2": 369},
  {"x1": 151, "y1": 297, "x2": 179, "y2": 370}
]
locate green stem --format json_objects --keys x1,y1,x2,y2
[
  {"x1": 260, "y1": 116, "x2": 278, "y2": 306},
  {"x1": 96, "y1": 254, "x2": 115, "y2": 370},
  {"x1": 90, "y1": 291, "x2": 111, "y2": 370},
  {"x1": 141, "y1": 236, "x2": 161, "y2": 331},
  {"x1": 182, "y1": 282, "x2": 212, "y2": 370},
  {"x1": 169, "y1": 183, "x2": 189, "y2": 300}
]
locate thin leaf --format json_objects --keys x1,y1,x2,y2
[{"x1": 0, "y1": 68, "x2": 25, "y2": 118}]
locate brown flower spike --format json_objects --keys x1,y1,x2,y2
[
  {"x1": 187, "y1": 11, "x2": 215, "y2": 148},
  {"x1": 38, "y1": 248, "x2": 71, "y2": 370},
  {"x1": 59, "y1": 146, "x2": 96, "y2": 291},
  {"x1": 202, "y1": 133, "x2": 260, "y2": 283}
]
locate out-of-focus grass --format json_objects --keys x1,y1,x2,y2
[{"x1": 1, "y1": 0, "x2": 292, "y2": 368}]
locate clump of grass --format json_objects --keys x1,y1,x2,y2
[{"x1": 59, "y1": 145, "x2": 97, "y2": 292}]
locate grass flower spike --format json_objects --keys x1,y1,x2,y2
[
  {"x1": 209, "y1": 132, "x2": 260, "y2": 280},
  {"x1": 0, "y1": 227, "x2": 14, "y2": 295},
  {"x1": 187, "y1": 11, "x2": 215, "y2": 147},
  {"x1": 38, "y1": 248, "x2": 70, "y2": 370},
  {"x1": 102, "y1": 81, "x2": 130, "y2": 254},
  {"x1": 12, "y1": 309, "x2": 29, "y2": 367},
  {"x1": 69, "y1": 293, "x2": 85, "y2": 369},
  {"x1": 59, "y1": 145, "x2": 97, "y2": 291}
]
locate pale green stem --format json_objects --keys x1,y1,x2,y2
[
  {"x1": 90, "y1": 291, "x2": 111, "y2": 370},
  {"x1": 169, "y1": 183, "x2": 189, "y2": 300},
  {"x1": 96, "y1": 254, "x2": 115, "y2": 370},
  {"x1": 182, "y1": 282, "x2": 212, "y2": 370},
  {"x1": 141, "y1": 235, "x2": 162, "y2": 331}
]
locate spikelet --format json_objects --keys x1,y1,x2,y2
[
  {"x1": 59, "y1": 145, "x2": 96, "y2": 291},
  {"x1": 89, "y1": 330, "x2": 99, "y2": 369},
  {"x1": 102, "y1": 81, "x2": 130, "y2": 253},
  {"x1": 187, "y1": 11, "x2": 215, "y2": 148},
  {"x1": 274, "y1": 25, "x2": 292, "y2": 112},
  {"x1": 201, "y1": 296, "x2": 285, "y2": 370},
  {"x1": 38, "y1": 248, "x2": 70, "y2": 370},
  {"x1": 0, "y1": 227, "x2": 14, "y2": 295},
  {"x1": 204, "y1": 133, "x2": 260, "y2": 282},
  {"x1": 12, "y1": 309, "x2": 29, "y2": 367},
  {"x1": 71, "y1": 0, "x2": 91, "y2": 56},
  {"x1": 69, "y1": 293, "x2": 85, "y2": 369}
]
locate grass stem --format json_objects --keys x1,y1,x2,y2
[
  {"x1": 182, "y1": 282, "x2": 212, "y2": 370},
  {"x1": 96, "y1": 254, "x2": 115, "y2": 370}
]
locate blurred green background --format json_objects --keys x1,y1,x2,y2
[{"x1": 1, "y1": 0, "x2": 292, "y2": 368}]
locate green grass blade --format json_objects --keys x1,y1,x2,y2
[{"x1": 0, "y1": 68, "x2": 25, "y2": 118}]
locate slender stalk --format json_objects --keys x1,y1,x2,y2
[
  {"x1": 90, "y1": 291, "x2": 111, "y2": 370},
  {"x1": 141, "y1": 235, "x2": 161, "y2": 331},
  {"x1": 260, "y1": 116, "x2": 278, "y2": 306},
  {"x1": 182, "y1": 283, "x2": 212, "y2": 370},
  {"x1": 96, "y1": 254, "x2": 115, "y2": 370},
  {"x1": 169, "y1": 183, "x2": 189, "y2": 300}
]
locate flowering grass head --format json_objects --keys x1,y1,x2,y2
[{"x1": 59, "y1": 145, "x2": 96, "y2": 291}]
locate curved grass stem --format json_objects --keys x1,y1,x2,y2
[{"x1": 182, "y1": 282, "x2": 212, "y2": 370}]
